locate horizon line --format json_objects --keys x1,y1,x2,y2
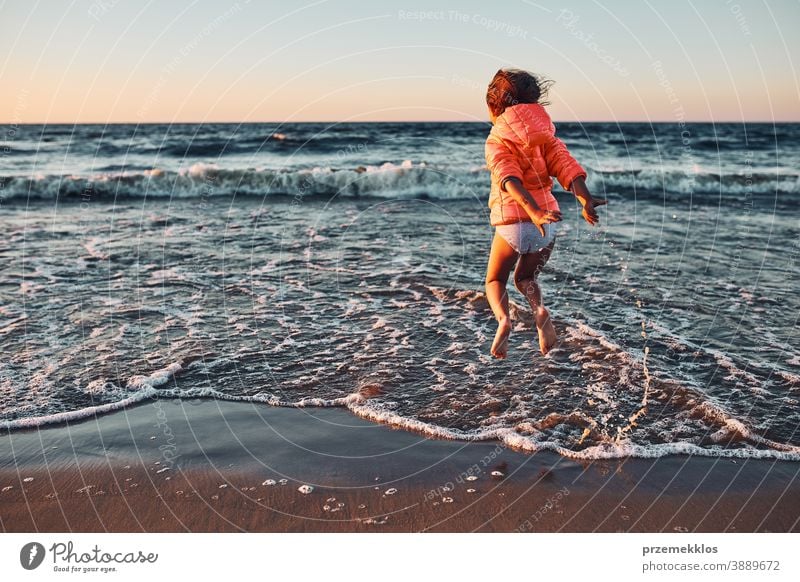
[{"x1": 3, "y1": 119, "x2": 799, "y2": 125}]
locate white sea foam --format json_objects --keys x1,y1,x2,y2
[
  {"x1": 5, "y1": 162, "x2": 797, "y2": 203},
  {"x1": 125, "y1": 362, "x2": 183, "y2": 391},
  {"x1": 3, "y1": 382, "x2": 799, "y2": 460},
  {"x1": 0, "y1": 387, "x2": 158, "y2": 431},
  {"x1": 342, "y1": 395, "x2": 800, "y2": 460}
]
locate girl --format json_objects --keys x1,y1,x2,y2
[{"x1": 484, "y1": 68, "x2": 606, "y2": 358}]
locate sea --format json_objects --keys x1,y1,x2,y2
[{"x1": 1, "y1": 120, "x2": 798, "y2": 460}]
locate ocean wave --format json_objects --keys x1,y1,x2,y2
[
  {"x1": 0, "y1": 161, "x2": 484, "y2": 202},
  {"x1": 1, "y1": 162, "x2": 797, "y2": 204},
  {"x1": 346, "y1": 399, "x2": 800, "y2": 460},
  {"x1": 3, "y1": 335, "x2": 798, "y2": 461},
  {"x1": 4, "y1": 387, "x2": 799, "y2": 461},
  {"x1": 592, "y1": 167, "x2": 800, "y2": 200}
]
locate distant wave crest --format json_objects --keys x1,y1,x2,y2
[{"x1": 1, "y1": 161, "x2": 797, "y2": 205}]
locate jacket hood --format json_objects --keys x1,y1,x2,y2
[{"x1": 491, "y1": 103, "x2": 554, "y2": 148}]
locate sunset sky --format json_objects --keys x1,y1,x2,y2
[{"x1": 2, "y1": 0, "x2": 798, "y2": 123}]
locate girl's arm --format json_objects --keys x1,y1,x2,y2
[
  {"x1": 503, "y1": 177, "x2": 562, "y2": 236},
  {"x1": 543, "y1": 135, "x2": 586, "y2": 191},
  {"x1": 543, "y1": 136, "x2": 607, "y2": 225},
  {"x1": 486, "y1": 137, "x2": 561, "y2": 235}
]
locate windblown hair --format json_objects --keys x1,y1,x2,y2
[{"x1": 486, "y1": 68, "x2": 552, "y2": 118}]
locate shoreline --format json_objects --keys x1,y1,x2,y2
[{"x1": 2, "y1": 398, "x2": 798, "y2": 532}]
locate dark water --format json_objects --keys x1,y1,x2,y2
[{"x1": 1, "y1": 121, "x2": 798, "y2": 459}]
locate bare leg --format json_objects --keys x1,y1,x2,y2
[
  {"x1": 514, "y1": 241, "x2": 557, "y2": 355},
  {"x1": 485, "y1": 231, "x2": 519, "y2": 359}
]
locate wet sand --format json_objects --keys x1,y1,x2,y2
[{"x1": 1, "y1": 398, "x2": 798, "y2": 532}]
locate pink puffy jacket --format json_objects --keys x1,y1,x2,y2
[{"x1": 485, "y1": 103, "x2": 586, "y2": 226}]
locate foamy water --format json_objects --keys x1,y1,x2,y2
[{"x1": 1, "y1": 122, "x2": 799, "y2": 460}]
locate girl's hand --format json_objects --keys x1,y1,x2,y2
[
  {"x1": 570, "y1": 176, "x2": 607, "y2": 226},
  {"x1": 503, "y1": 178, "x2": 563, "y2": 236},
  {"x1": 581, "y1": 197, "x2": 607, "y2": 226},
  {"x1": 529, "y1": 208, "x2": 562, "y2": 236}
]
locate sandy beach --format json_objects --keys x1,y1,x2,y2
[{"x1": 1, "y1": 398, "x2": 797, "y2": 533}]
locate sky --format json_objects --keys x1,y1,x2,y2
[{"x1": 1, "y1": 0, "x2": 798, "y2": 123}]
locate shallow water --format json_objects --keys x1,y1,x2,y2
[{"x1": 1, "y1": 122, "x2": 798, "y2": 459}]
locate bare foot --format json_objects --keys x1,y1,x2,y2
[
  {"x1": 535, "y1": 307, "x2": 557, "y2": 355},
  {"x1": 491, "y1": 318, "x2": 512, "y2": 359}
]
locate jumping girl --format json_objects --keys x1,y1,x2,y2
[{"x1": 484, "y1": 68, "x2": 606, "y2": 358}]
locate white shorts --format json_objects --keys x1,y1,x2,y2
[{"x1": 495, "y1": 222, "x2": 556, "y2": 254}]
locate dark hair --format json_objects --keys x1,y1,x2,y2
[{"x1": 486, "y1": 68, "x2": 552, "y2": 118}]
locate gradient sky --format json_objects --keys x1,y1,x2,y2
[{"x1": 2, "y1": 0, "x2": 798, "y2": 123}]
